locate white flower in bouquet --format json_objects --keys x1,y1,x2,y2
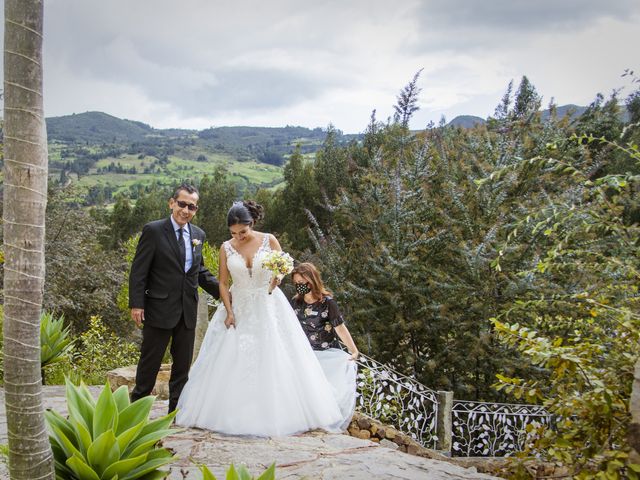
[{"x1": 262, "y1": 250, "x2": 294, "y2": 294}]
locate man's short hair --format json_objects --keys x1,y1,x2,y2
[{"x1": 172, "y1": 183, "x2": 199, "y2": 199}]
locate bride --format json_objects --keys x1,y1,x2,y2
[{"x1": 176, "y1": 200, "x2": 343, "y2": 436}]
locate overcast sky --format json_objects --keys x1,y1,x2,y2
[{"x1": 2, "y1": 0, "x2": 639, "y2": 133}]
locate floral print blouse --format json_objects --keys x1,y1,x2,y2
[{"x1": 291, "y1": 296, "x2": 344, "y2": 350}]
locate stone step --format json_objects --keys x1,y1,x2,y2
[{"x1": 0, "y1": 386, "x2": 501, "y2": 479}]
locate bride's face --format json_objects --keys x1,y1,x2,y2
[{"x1": 230, "y1": 223, "x2": 253, "y2": 242}]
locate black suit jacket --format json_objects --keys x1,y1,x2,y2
[{"x1": 128, "y1": 217, "x2": 220, "y2": 329}]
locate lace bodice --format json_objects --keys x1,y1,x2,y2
[{"x1": 223, "y1": 234, "x2": 273, "y2": 291}]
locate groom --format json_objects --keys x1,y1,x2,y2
[{"x1": 129, "y1": 183, "x2": 220, "y2": 413}]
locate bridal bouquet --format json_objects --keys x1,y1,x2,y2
[{"x1": 262, "y1": 250, "x2": 294, "y2": 294}]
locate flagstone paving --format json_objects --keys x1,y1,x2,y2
[{"x1": 0, "y1": 387, "x2": 501, "y2": 479}]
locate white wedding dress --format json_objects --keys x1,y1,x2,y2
[{"x1": 176, "y1": 234, "x2": 343, "y2": 436}]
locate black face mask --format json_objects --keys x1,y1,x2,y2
[{"x1": 295, "y1": 283, "x2": 311, "y2": 295}]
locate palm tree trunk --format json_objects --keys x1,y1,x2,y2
[{"x1": 3, "y1": 0, "x2": 55, "y2": 478}]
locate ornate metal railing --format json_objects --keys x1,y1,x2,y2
[
  {"x1": 355, "y1": 353, "x2": 439, "y2": 449},
  {"x1": 451, "y1": 400, "x2": 552, "y2": 457}
]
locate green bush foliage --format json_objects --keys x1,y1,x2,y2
[
  {"x1": 1, "y1": 308, "x2": 75, "y2": 385},
  {"x1": 46, "y1": 315, "x2": 139, "y2": 385},
  {"x1": 74, "y1": 315, "x2": 139, "y2": 384},
  {"x1": 488, "y1": 138, "x2": 640, "y2": 478},
  {"x1": 43, "y1": 185, "x2": 129, "y2": 335},
  {"x1": 40, "y1": 311, "x2": 73, "y2": 369},
  {"x1": 46, "y1": 379, "x2": 178, "y2": 480}
]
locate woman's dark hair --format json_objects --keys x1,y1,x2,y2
[{"x1": 227, "y1": 200, "x2": 264, "y2": 226}]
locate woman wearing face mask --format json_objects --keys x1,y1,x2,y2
[
  {"x1": 291, "y1": 262, "x2": 359, "y2": 429},
  {"x1": 176, "y1": 201, "x2": 343, "y2": 436}
]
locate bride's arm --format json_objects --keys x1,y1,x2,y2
[
  {"x1": 267, "y1": 233, "x2": 282, "y2": 251},
  {"x1": 218, "y1": 245, "x2": 235, "y2": 328}
]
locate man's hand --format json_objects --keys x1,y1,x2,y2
[{"x1": 131, "y1": 308, "x2": 145, "y2": 328}]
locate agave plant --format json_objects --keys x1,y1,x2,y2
[
  {"x1": 41, "y1": 311, "x2": 73, "y2": 368},
  {"x1": 45, "y1": 379, "x2": 179, "y2": 480},
  {"x1": 198, "y1": 463, "x2": 276, "y2": 480}
]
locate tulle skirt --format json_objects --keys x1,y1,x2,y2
[
  {"x1": 176, "y1": 286, "x2": 343, "y2": 437},
  {"x1": 314, "y1": 348, "x2": 357, "y2": 430}
]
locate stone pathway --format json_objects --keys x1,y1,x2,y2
[{"x1": 0, "y1": 387, "x2": 501, "y2": 479}]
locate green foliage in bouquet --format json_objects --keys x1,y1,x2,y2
[
  {"x1": 46, "y1": 379, "x2": 178, "y2": 480},
  {"x1": 198, "y1": 462, "x2": 276, "y2": 480}
]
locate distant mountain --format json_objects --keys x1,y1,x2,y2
[
  {"x1": 540, "y1": 104, "x2": 587, "y2": 121},
  {"x1": 446, "y1": 104, "x2": 591, "y2": 129},
  {"x1": 448, "y1": 115, "x2": 486, "y2": 128},
  {"x1": 44, "y1": 112, "x2": 360, "y2": 163},
  {"x1": 45, "y1": 111, "x2": 172, "y2": 143},
  {"x1": 197, "y1": 125, "x2": 326, "y2": 149},
  {"x1": 45, "y1": 112, "x2": 334, "y2": 148}
]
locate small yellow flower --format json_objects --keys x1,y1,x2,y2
[{"x1": 324, "y1": 324, "x2": 332, "y2": 332}]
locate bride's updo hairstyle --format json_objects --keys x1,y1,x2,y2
[{"x1": 227, "y1": 200, "x2": 264, "y2": 227}]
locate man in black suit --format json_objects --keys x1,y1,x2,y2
[{"x1": 129, "y1": 183, "x2": 220, "y2": 413}]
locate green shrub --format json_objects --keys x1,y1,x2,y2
[
  {"x1": 1, "y1": 307, "x2": 75, "y2": 385},
  {"x1": 198, "y1": 463, "x2": 275, "y2": 480},
  {"x1": 46, "y1": 315, "x2": 139, "y2": 385},
  {"x1": 75, "y1": 315, "x2": 139, "y2": 384},
  {"x1": 116, "y1": 234, "x2": 141, "y2": 316},
  {"x1": 41, "y1": 311, "x2": 73, "y2": 380},
  {"x1": 489, "y1": 138, "x2": 640, "y2": 478},
  {"x1": 46, "y1": 379, "x2": 178, "y2": 480}
]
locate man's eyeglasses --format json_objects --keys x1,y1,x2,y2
[{"x1": 176, "y1": 200, "x2": 199, "y2": 212}]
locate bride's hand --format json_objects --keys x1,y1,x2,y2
[
  {"x1": 224, "y1": 312, "x2": 236, "y2": 329},
  {"x1": 349, "y1": 350, "x2": 359, "y2": 361},
  {"x1": 268, "y1": 275, "x2": 281, "y2": 293}
]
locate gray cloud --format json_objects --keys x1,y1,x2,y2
[
  {"x1": 1, "y1": 0, "x2": 637, "y2": 132},
  {"x1": 405, "y1": 0, "x2": 640, "y2": 54},
  {"x1": 417, "y1": 0, "x2": 640, "y2": 32}
]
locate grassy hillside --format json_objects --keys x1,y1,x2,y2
[
  {"x1": 46, "y1": 111, "x2": 171, "y2": 143},
  {"x1": 44, "y1": 112, "x2": 350, "y2": 197}
]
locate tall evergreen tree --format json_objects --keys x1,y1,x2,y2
[
  {"x1": 269, "y1": 146, "x2": 320, "y2": 250},
  {"x1": 197, "y1": 166, "x2": 238, "y2": 247}
]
